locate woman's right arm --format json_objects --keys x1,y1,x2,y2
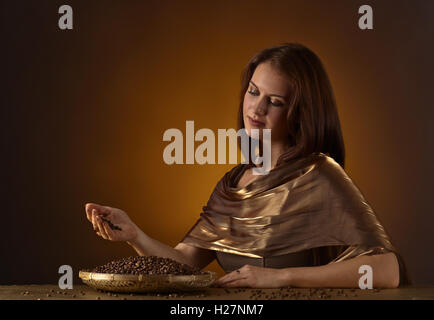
[
  {"x1": 128, "y1": 230, "x2": 215, "y2": 269},
  {"x1": 85, "y1": 203, "x2": 215, "y2": 269}
]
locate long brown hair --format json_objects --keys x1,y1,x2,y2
[{"x1": 237, "y1": 43, "x2": 346, "y2": 168}]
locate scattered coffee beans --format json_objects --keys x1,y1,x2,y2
[
  {"x1": 246, "y1": 287, "x2": 371, "y2": 300},
  {"x1": 85, "y1": 256, "x2": 205, "y2": 276}
]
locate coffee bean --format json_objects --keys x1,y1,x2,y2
[
  {"x1": 85, "y1": 256, "x2": 205, "y2": 276},
  {"x1": 99, "y1": 216, "x2": 122, "y2": 231}
]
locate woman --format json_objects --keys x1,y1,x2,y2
[{"x1": 85, "y1": 43, "x2": 411, "y2": 288}]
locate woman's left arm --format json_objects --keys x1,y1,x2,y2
[
  {"x1": 283, "y1": 252, "x2": 399, "y2": 288},
  {"x1": 215, "y1": 252, "x2": 400, "y2": 288}
]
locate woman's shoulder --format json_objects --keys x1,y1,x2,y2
[
  {"x1": 314, "y1": 152, "x2": 346, "y2": 177},
  {"x1": 314, "y1": 153, "x2": 365, "y2": 200}
]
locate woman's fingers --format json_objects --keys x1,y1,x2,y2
[
  {"x1": 85, "y1": 203, "x2": 110, "y2": 221},
  {"x1": 216, "y1": 276, "x2": 248, "y2": 287},
  {"x1": 215, "y1": 270, "x2": 243, "y2": 286},
  {"x1": 86, "y1": 203, "x2": 100, "y2": 221},
  {"x1": 91, "y1": 210, "x2": 99, "y2": 231},
  {"x1": 102, "y1": 221, "x2": 116, "y2": 241},
  {"x1": 95, "y1": 215, "x2": 109, "y2": 239},
  {"x1": 221, "y1": 278, "x2": 250, "y2": 288},
  {"x1": 86, "y1": 204, "x2": 122, "y2": 241},
  {"x1": 89, "y1": 208, "x2": 117, "y2": 241}
]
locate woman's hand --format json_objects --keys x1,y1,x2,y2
[
  {"x1": 85, "y1": 203, "x2": 140, "y2": 242},
  {"x1": 214, "y1": 264, "x2": 290, "y2": 288}
]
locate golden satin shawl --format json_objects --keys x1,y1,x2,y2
[{"x1": 181, "y1": 152, "x2": 411, "y2": 286}]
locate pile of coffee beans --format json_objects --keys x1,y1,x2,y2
[
  {"x1": 86, "y1": 256, "x2": 205, "y2": 276},
  {"x1": 100, "y1": 216, "x2": 122, "y2": 231}
]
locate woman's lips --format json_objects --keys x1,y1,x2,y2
[{"x1": 248, "y1": 116, "x2": 265, "y2": 127}]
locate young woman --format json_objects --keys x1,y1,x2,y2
[{"x1": 85, "y1": 43, "x2": 410, "y2": 288}]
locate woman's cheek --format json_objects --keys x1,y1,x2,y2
[{"x1": 243, "y1": 95, "x2": 251, "y2": 114}]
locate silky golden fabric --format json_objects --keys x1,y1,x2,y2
[{"x1": 181, "y1": 152, "x2": 411, "y2": 286}]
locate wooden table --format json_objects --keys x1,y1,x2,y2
[{"x1": 1, "y1": 285, "x2": 434, "y2": 300}]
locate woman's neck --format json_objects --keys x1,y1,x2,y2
[{"x1": 253, "y1": 138, "x2": 291, "y2": 170}]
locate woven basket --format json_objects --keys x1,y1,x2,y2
[{"x1": 79, "y1": 270, "x2": 217, "y2": 293}]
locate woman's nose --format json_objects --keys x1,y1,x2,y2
[{"x1": 252, "y1": 98, "x2": 267, "y2": 115}]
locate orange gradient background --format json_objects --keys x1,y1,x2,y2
[{"x1": 2, "y1": 0, "x2": 434, "y2": 284}]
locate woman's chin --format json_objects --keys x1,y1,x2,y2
[{"x1": 245, "y1": 127, "x2": 266, "y2": 139}]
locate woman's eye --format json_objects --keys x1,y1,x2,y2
[
  {"x1": 270, "y1": 100, "x2": 284, "y2": 107},
  {"x1": 247, "y1": 88, "x2": 284, "y2": 106}
]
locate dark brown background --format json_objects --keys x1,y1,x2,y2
[{"x1": 2, "y1": 0, "x2": 433, "y2": 285}]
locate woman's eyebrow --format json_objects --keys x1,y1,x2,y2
[{"x1": 249, "y1": 80, "x2": 286, "y2": 99}]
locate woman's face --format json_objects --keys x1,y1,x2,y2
[{"x1": 243, "y1": 62, "x2": 291, "y2": 143}]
